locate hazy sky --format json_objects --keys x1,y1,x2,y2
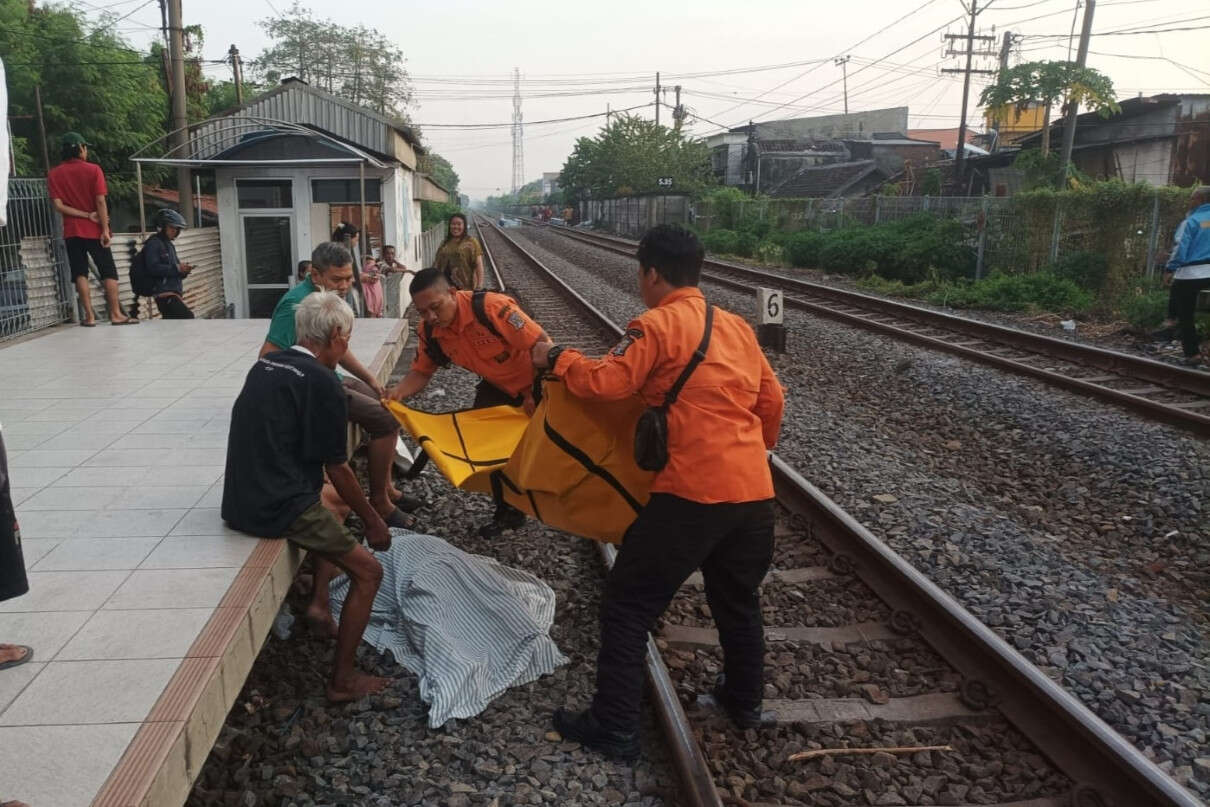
[{"x1": 100, "y1": 0, "x2": 1210, "y2": 200}]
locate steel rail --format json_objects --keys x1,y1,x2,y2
[
  {"x1": 772, "y1": 456, "x2": 1201, "y2": 807},
  {"x1": 488, "y1": 213, "x2": 1202, "y2": 807},
  {"x1": 540, "y1": 223, "x2": 1210, "y2": 436},
  {"x1": 470, "y1": 214, "x2": 507, "y2": 290},
  {"x1": 474, "y1": 216, "x2": 724, "y2": 807}
]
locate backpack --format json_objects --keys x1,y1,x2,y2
[
  {"x1": 129, "y1": 236, "x2": 156, "y2": 297},
  {"x1": 424, "y1": 289, "x2": 505, "y2": 368}
]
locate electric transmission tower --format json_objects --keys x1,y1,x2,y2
[{"x1": 511, "y1": 68, "x2": 524, "y2": 196}]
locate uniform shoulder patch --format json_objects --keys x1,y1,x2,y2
[
  {"x1": 507, "y1": 312, "x2": 526, "y2": 330},
  {"x1": 610, "y1": 327, "x2": 644, "y2": 356}
]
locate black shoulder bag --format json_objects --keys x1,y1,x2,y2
[{"x1": 634, "y1": 304, "x2": 714, "y2": 472}]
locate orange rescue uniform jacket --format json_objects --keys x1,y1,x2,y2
[
  {"x1": 411, "y1": 290, "x2": 547, "y2": 397},
  {"x1": 552, "y1": 286, "x2": 784, "y2": 504}
]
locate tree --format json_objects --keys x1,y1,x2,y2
[
  {"x1": 252, "y1": 2, "x2": 412, "y2": 118},
  {"x1": 559, "y1": 115, "x2": 714, "y2": 201},
  {"x1": 145, "y1": 25, "x2": 209, "y2": 128},
  {"x1": 980, "y1": 60, "x2": 1119, "y2": 157},
  {"x1": 0, "y1": 0, "x2": 168, "y2": 198},
  {"x1": 418, "y1": 152, "x2": 459, "y2": 194}
]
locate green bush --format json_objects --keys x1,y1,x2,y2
[
  {"x1": 775, "y1": 214, "x2": 974, "y2": 281},
  {"x1": 421, "y1": 201, "x2": 461, "y2": 230},
  {"x1": 1049, "y1": 250, "x2": 1109, "y2": 292},
  {"x1": 701, "y1": 229, "x2": 739, "y2": 255},
  {"x1": 857, "y1": 272, "x2": 1094, "y2": 315},
  {"x1": 755, "y1": 239, "x2": 784, "y2": 264},
  {"x1": 784, "y1": 231, "x2": 826, "y2": 267},
  {"x1": 1120, "y1": 285, "x2": 1169, "y2": 331},
  {"x1": 735, "y1": 231, "x2": 759, "y2": 258},
  {"x1": 926, "y1": 272, "x2": 1093, "y2": 314}
]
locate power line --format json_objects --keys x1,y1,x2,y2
[
  {"x1": 739, "y1": 11, "x2": 969, "y2": 130},
  {"x1": 713, "y1": 0, "x2": 950, "y2": 124}
]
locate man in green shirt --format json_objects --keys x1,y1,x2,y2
[{"x1": 262, "y1": 242, "x2": 418, "y2": 528}]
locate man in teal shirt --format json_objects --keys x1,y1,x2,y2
[{"x1": 262, "y1": 242, "x2": 418, "y2": 528}]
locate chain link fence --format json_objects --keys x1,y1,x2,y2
[
  {"x1": 696, "y1": 191, "x2": 1192, "y2": 283},
  {"x1": 574, "y1": 194, "x2": 691, "y2": 239},
  {"x1": 1, "y1": 179, "x2": 74, "y2": 342}
]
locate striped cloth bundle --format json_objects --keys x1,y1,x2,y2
[{"x1": 329, "y1": 529, "x2": 568, "y2": 727}]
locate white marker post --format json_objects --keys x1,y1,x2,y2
[{"x1": 757, "y1": 287, "x2": 786, "y2": 352}]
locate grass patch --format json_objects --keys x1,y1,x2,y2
[{"x1": 857, "y1": 272, "x2": 1094, "y2": 315}]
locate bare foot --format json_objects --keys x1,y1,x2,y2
[
  {"x1": 388, "y1": 486, "x2": 404, "y2": 502},
  {"x1": 0, "y1": 644, "x2": 30, "y2": 665},
  {"x1": 326, "y1": 672, "x2": 391, "y2": 703},
  {"x1": 2, "y1": 800, "x2": 32, "y2": 807},
  {"x1": 304, "y1": 606, "x2": 339, "y2": 639}
]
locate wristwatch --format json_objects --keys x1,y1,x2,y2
[{"x1": 544, "y1": 344, "x2": 566, "y2": 369}]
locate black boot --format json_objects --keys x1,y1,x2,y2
[
  {"x1": 712, "y1": 675, "x2": 762, "y2": 729},
  {"x1": 477, "y1": 503, "x2": 526, "y2": 538},
  {"x1": 552, "y1": 708, "x2": 641, "y2": 762}
]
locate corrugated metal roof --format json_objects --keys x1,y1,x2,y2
[
  {"x1": 241, "y1": 82, "x2": 391, "y2": 156},
  {"x1": 179, "y1": 80, "x2": 422, "y2": 165}
]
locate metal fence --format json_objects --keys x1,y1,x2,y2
[
  {"x1": 1, "y1": 179, "x2": 74, "y2": 342},
  {"x1": 576, "y1": 194, "x2": 691, "y2": 239},
  {"x1": 415, "y1": 223, "x2": 446, "y2": 268},
  {"x1": 696, "y1": 193, "x2": 1191, "y2": 283}
]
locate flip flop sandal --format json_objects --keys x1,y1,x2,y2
[
  {"x1": 111, "y1": 319, "x2": 139, "y2": 325},
  {"x1": 80, "y1": 321, "x2": 97, "y2": 327},
  {"x1": 0, "y1": 645, "x2": 33, "y2": 670},
  {"x1": 382, "y1": 508, "x2": 416, "y2": 529}
]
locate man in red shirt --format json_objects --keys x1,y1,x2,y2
[{"x1": 47, "y1": 132, "x2": 135, "y2": 326}]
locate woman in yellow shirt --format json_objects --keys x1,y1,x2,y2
[{"x1": 433, "y1": 213, "x2": 483, "y2": 290}]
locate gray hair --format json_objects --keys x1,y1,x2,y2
[
  {"x1": 312, "y1": 241, "x2": 353, "y2": 273},
  {"x1": 295, "y1": 291, "x2": 354, "y2": 346},
  {"x1": 1192, "y1": 186, "x2": 1210, "y2": 205}
]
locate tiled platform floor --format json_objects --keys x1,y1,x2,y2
[{"x1": 0, "y1": 318, "x2": 405, "y2": 806}]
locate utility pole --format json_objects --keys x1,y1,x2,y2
[
  {"x1": 989, "y1": 31, "x2": 1014, "y2": 151},
  {"x1": 511, "y1": 67, "x2": 523, "y2": 195},
  {"x1": 672, "y1": 85, "x2": 685, "y2": 132},
  {"x1": 1057, "y1": 0, "x2": 1095, "y2": 187},
  {"x1": 606, "y1": 103, "x2": 611, "y2": 125},
  {"x1": 228, "y1": 44, "x2": 244, "y2": 105},
  {"x1": 834, "y1": 56, "x2": 851, "y2": 115},
  {"x1": 33, "y1": 85, "x2": 50, "y2": 174},
  {"x1": 942, "y1": 3, "x2": 997, "y2": 180},
  {"x1": 654, "y1": 72, "x2": 661, "y2": 127},
  {"x1": 166, "y1": 0, "x2": 193, "y2": 225}
]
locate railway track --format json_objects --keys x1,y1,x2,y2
[
  {"x1": 533, "y1": 222, "x2": 1210, "y2": 437},
  {"x1": 477, "y1": 214, "x2": 1200, "y2": 807}
]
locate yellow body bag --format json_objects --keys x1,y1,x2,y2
[{"x1": 384, "y1": 381, "x2": 655, "y2": 544}]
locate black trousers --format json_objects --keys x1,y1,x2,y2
[
  {"x1": 591, "y1": 493, "x2": 774, "y2": 732},
  {"x1": 1168, "y1": 277, "x2": 1210, "y2": 357},
  {"x1": 0, "y1": 431, "x2": 28, "y2": 602},
  {"x1": 472, "y1": 379, "x2": 522, "y2": 409},
  {"x1": 155, "y1": 295, "x2": 195, "y2": 319}
]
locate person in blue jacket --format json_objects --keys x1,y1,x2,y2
[
  {"x1": 1163, "y1": 186, "x2": 1210, "y2": 365},
  {"x1": 141, "y1": 208, "x2": 195, "y2": 319}
]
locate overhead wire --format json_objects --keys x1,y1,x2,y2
[{"x1": 710, "y1": 0, "x2": 950, "y2": 124}]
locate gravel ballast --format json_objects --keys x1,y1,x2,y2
[
  {"x1": 188, "y1": 359, "x2": 681, "y2": 806},
  {"x1": 510, "y1": 224, "x2": 1210, "y2": 796}
]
